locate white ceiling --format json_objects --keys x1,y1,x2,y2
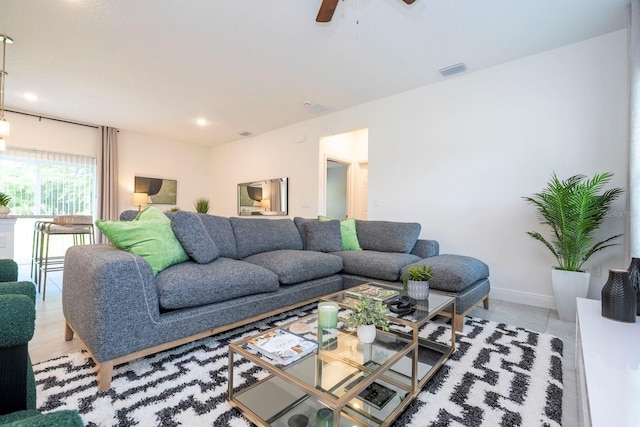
[{"x1": 0, "y1": 0, "x2": 630, "y2": 146}]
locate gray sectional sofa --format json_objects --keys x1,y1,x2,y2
[{"x1": 62, "y1": 211, "x2": 489, "y2": 390}]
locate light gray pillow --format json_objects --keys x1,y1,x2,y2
[
  {"x1": 304, "y1": 220, "x2": 342, "y2": 253},
  {"x1": 171, "y1": 211, "x2": 220, "y2": 263}
]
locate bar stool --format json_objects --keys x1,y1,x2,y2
[{"x1": 34, "y1": 215, "x2": 94, "y2": 300}]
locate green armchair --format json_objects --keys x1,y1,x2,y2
[{"x1": 0, "y1": 259, "x2": 83, "y2": 426}]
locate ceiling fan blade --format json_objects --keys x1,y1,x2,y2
[
  {"x1": 316, "y1": 0, "x2": 339, "y2": 22},
  {"x1": 402, "y1": 0, "x2": 417, "y2": 4}
]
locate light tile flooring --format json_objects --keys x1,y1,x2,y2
[{"x1": 24, "y1": 265, "x2": 578, "y2": 426}]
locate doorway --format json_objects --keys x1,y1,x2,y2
[{"x1": 320, "y1": 128, "x2": 368, "y2": 220}]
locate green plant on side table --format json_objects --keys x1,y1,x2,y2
[
  {"x1": 0, "y1": 192, "x2": 11, "y2": 218},
  {"x1": 346, "y1": 296, "x2": 389, "y2": 343},
  {"x1": 194, "y1": 197, "x2": 210, "y2": 214},
  {"x1": 402, "y1": 264, "x2": 432, "y2": 300},
  {"x1": 523, "y1": 172, "x2": 623, "y2": 321}
]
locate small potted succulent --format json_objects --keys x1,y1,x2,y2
[
  {"x1": 0, "y1": 192, "x2": 11, "y2": 218},
  {"x1": 194, "y1": 197, "x2": 210, "y2": 214},
  {"x1": 346, "y1": 296, "x2": 389, "y2": 343},
  {"x1": 402, "y1": 264, "x2": 433, "y2": 300}
]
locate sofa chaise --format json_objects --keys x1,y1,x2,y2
[{"x1": 62, "y1": 208, "x2": 489, "y2": 390}]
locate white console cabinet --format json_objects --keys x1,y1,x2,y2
[{"x1": 575, "y1": 298, "x2": 640, "y2": 427}]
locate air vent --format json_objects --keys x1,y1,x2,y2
[
  {"x1": 303, "y1": 101, "x2": 334, "y2": 115},
  {"x1": 239, "y1": 131, "x2": 252, "y2": 137},
  {"x1": 439, "y1": 62, "x2": 467, "y2": 77}
]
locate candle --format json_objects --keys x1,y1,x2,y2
[{"x1": 317, "y1": 302, "x2": 338, "y2": 329}]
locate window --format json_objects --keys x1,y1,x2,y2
[{"x1": 0, "y1": 147, "x2": 96, "y2": 216}]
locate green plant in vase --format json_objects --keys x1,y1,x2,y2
[
  {"x1": 0, "y1": 192, "x2": 11, "y2": 217},
  {"x1": 346, "y1": 296, "x2": 389, "y2": 343},
  {"x1": 194, "y1": 198, "x2": 210, "y2": 214}
]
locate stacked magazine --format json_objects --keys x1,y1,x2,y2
[
  {"x1": 246, "y1": 329, "x2": 318, "y2": 365},
  {"x1": 346, "y1": 284, "x2": 399, "y2": 301}
]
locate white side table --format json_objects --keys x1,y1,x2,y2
[{"x1": 575, "y1": 297, "x2": 640, "y2": 427}]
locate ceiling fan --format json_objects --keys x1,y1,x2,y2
[{"x1": 316, "y1": 0, "x2": 416, "y2": 23}]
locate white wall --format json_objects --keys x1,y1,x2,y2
[
  {"x1": 117, "y1": 131, "x2": 211, "y2": 214},
  {"x1": 210, "y1": 30, "x2": 629, "y2": 308}
]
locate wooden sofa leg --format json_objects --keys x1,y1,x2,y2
[
  {"x1": 97, "y1": 361, "x2": 114, "y2": 391},
  {"x1": 64, "y1": 321, "x2": 74, "y2": 341},
  {"x1": 483, "y1": 296, "x2": 490, "y2": 310},
  {"x1": 454, "y1": 314, "x2": 464, "y2": 333}
]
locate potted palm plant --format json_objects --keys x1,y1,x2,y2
[
  {"x1": 0, "y1": 192, "x2": 11, "y2": 218},
  {"x1": 523, "y1": 172, "x2": 623, "y2": 321},
  {"x1": 402, "y1": 264, "x2": 433, "y2": 300},
  {"x1": 346, "y1": 296, "x2": 389, "y2": 343}
]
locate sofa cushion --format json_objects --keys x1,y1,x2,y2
[
  {"x1": 304, "y1": 220, "x2": 342, "y2": 252},
  {"x1": 170, "y1": 211, "x2": 220, "y2": 264},
  {"x1": 335, "y1": 250, "x2": 421, "y2": 282},
  {"x1": 96, "y1": 207, "x2": 189, "y2": 275},
  {"x1": 243, "y1": 250, "x2": 343, "y2": 285},
  {"x1": 199, "y1": 214, "x2": 238, "y2": 259},
  {"x1": 155, "y1": 258, "x2": 279, "y2": 309},
  {"x1": 293, "y1": 217, "x2": 314, "y2": 249},
  {"x1": 402, "y1": 254, "x2": 489, "y2": 292},
  {"x1": 355, "y1": 220, "x2": 421, "y2": 253},
  {"x1": 318, "y1": 216, "x2": 362, "y2": 251},
  {"x1": 230, "y1": 218, "x2": 303, "y2": 259}
]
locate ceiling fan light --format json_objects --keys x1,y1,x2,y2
[{"x1": 0, "y1": 119, "x2": 9, "y2": 137}]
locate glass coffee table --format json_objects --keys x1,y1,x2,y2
[{"x1": 228, "y1": 286, "x2": 455, "y2": 426}]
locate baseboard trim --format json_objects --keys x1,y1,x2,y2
[{"x1": 490, "y1": 287, "x2": 556, "y2": 310}]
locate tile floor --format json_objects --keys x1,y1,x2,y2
[{"x1": 23, "y1": 265, "x2": 578, "y2": 426}]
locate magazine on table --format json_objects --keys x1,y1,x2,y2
[
  {"x1": 246, "y1": 328, "x2": 317, "y2": 365},
  {"x1": 346, "y1": 284, "x2": 399, "y2": 301}
]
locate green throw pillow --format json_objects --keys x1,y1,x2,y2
[
  {"x1": 136, "y1": 205, "x2": 170, "y2": 223},
  {"x1": 318, "y1": 215, "x2": 362, "y2": 251},
  {"x1": 96, "y1": 209, "x2": 189, "y2": 275}
]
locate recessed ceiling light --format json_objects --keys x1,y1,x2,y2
[
  {"x1": 239, "y1": 131, "x2": 252, "y2": 137},
  {"x1": 24, "y1": 93, "x2": 38, "y2": 102},
  {"x1": 196, "y1": 118, "x2": 207, "y2": 126}
]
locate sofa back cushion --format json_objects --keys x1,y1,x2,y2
[
  {"x1": 355, "y1": 220, "x2": 421, "y2": 253},
  {"x1": 199, "y1": 214, "x2": 238, "y2": 259},
  {"x1": 170, "y1": 211, "x2": 220, "y2": 264},
  {"x1": 230, "y1": 218, "x2": 303, "y2": 259},
  {"x1": 303, "y1": 220, "x2": 342, "y2": 253}
]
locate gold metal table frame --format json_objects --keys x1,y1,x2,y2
[{"x1": 228, "y1": 289, "x2": 455, "y2": 426}]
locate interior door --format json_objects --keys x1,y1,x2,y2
[{"x1": 326, "y1": 160, "x2": 349, "y2": 219}]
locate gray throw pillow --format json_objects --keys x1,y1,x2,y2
[
  {"x1": 304, "y1": 220, "x2": 342, "y2": 253},
  {"x1": 171, "y1": 211, "x2": 220, "y2": 263}
]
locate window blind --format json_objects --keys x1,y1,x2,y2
[{"x1": 0, "y1": 147, "x2": 96, "y2": 216}]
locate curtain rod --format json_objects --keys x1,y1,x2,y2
[{"x1": 5, "y1": 109, "x2": 99, "y2": 129}]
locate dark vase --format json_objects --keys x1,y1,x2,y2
[
  {"x1": 627, "y1": 257, "x2": 640, "y2": 316},
  {"x1": 601, "y1": 269, "x2": 637, "y2": 323}
]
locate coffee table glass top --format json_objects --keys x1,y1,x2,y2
[{"x1": 322, "y1": 283, "x2": 455, "y2": 327}]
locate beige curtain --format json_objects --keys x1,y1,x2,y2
[
  {"x1": 630, "y1": 1, "x2": 640, "y2": 258},
  {"x1": 96, "y1": 126, "x2": 119, "y2": 243}
]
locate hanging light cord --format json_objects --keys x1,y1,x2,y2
[
  {"x1": 0, "y1": 36, "x2": 8, "y2": 121},
  {"x1": 0, "y1": 39, "x2": 5, "y2": 120}
]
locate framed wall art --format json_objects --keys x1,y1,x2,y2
[{"x1": 134, "y1": 176, "x2": 177, "y2": 205}]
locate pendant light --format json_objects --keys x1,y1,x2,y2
[{"x1": 0, "y1": 35, "x2": 13, "y2": 151}]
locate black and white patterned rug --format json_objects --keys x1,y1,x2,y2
[{"x1": 34, "y1": 306, "x2": 563, "y2": 426}]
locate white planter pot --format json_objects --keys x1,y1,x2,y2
[
  {"x1": 356, "y1": 324, "x2": 376, "y2": 344},
  {"x1": 551, "y1": 268, "x2": 590, "y2": 322},
  {"x1": 407, "y1": 280, "x2": 429, "y2": 300},
  {"x1": 0, "y1": 206, "x2": 9, "y2": 218}
]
